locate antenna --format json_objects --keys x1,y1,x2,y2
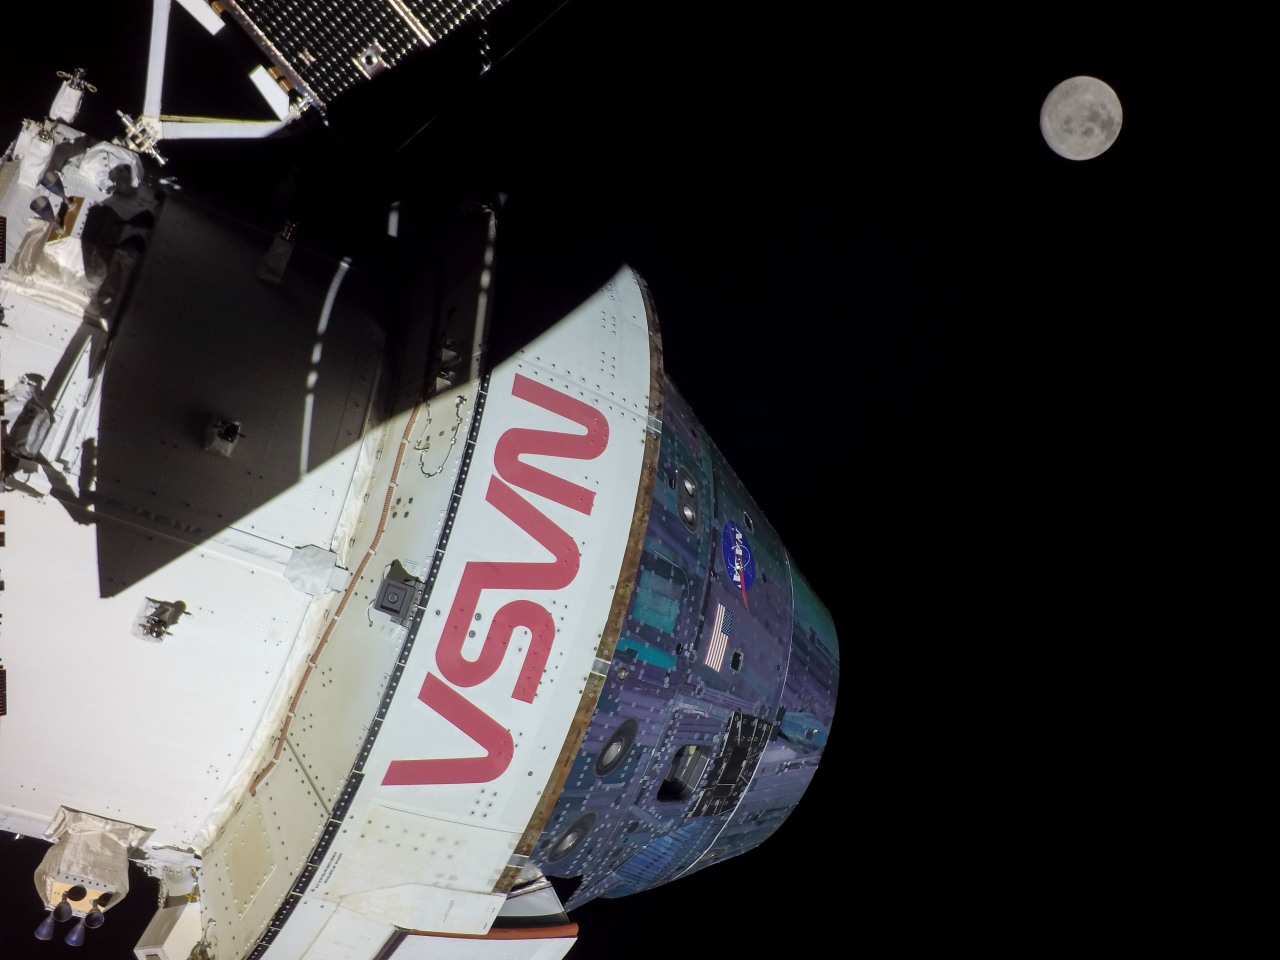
[{"x1": 55, "y1": 68, "x2": 97, "y2": 94}]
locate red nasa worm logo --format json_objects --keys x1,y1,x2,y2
[{"x1": 383, "y1": 374, "x2": 609, "y2": 786}]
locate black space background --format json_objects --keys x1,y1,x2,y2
[{"x1": 0, "y1": 3, "x2": 1241, "y2": 957}]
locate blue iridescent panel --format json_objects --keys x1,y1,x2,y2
[{"x1": 532, "y1": 379, "x2": 840, "y2": 907}]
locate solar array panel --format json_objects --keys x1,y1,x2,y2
[{"x1": 224, "y1": 0, "x2": 507, "y2": 108}]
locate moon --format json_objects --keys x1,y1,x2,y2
[{"x1": 1040, "y1": 76, "x2": 1122, "y2": 160}]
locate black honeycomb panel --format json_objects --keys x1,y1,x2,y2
[{"x1": 232, "y1": 0, "x2": 507, "y2": 106}]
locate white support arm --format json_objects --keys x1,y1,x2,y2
[
  {"x1": 144, "y1": 0, "x2": 171, "y2": 119},
  {"x1": 175, "y1": 0, "x2": 224, "y2": 35},
  {"x1": 159, "y1": 120, "x2": 289, "y2": 140}
]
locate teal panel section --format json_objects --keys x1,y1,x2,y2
[
  {"x1": 616, "y1": 636, "x2": 678, "y2": 671},
  {"x1": 631, "y1": 569, "x2": 681, "y2": 633}
]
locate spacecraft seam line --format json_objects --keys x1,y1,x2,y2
[{"x1": 249, "y1": 404, "x2": 421, "y2": 796}]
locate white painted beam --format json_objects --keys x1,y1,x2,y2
[
  {"x1": 159, "y1": 119, "x2": 287, "y2": 139},
  {"x1": 249, "y1": 65, "x2": 291, "y2": 121},
  {"x1": 144, "y1": 0, "x2": 171, "y2": 118},
  {"x1": 175, "y1": 0, "x2": 224, "y2": 35}
]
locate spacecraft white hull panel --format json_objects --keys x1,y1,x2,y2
[
  {"x1": 360, "y1": 269, "x2": 652, "y2": 822},
  {"x1": 284, "y1": 383, "x2": 481, "y2": 812},
  {"x1": 241, "y1": 894, "x2": 337, "y2": 960},
  {"x1": 0, "y1": 513, "x2": 315, "y2": 847},
  {"x1": 290, "y1": 905, "x2": 397, "y2": 960},
  {"x1": 392, "y1": 936, "x2": 577, "y2": 960},
  {"x1": 294, "y1": 271, "x2": 653, "y2": 937}
]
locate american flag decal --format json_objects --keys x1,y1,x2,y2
[{"x1": 704, "y1": 603, "x2": 733, "y2": 671}]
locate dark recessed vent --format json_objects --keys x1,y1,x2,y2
[
  {"x1": 0, "y1": 663, "x2": 7, "y2": 716},
  {"x1": 548, "y1": 812, "x2": 596, "y2": 862},
  {"x1": 594, "y1": 717, "x2": 638, "y2": 777},
  {"x1": 375, "y1": 560, "x2": 422, "y2": 623},
  {"x1": 658, "y1": 745, "x2": 708, "y2": 803}
]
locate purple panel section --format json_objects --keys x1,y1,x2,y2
[{"x1": 531, "y1": 379, "x2": 839, "y2": 907}]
